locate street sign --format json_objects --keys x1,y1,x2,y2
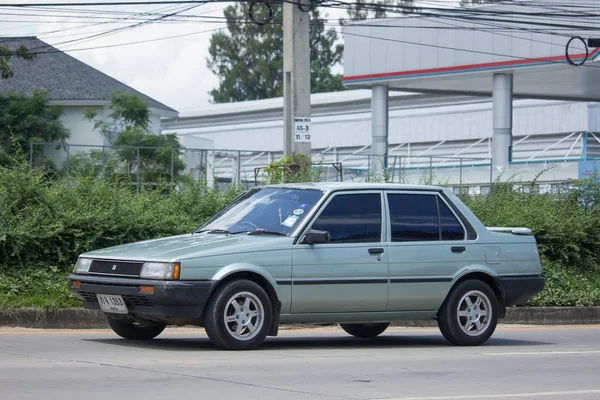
[{"x1": 294, "y1": 116, "x2": 311, "y2": 143}]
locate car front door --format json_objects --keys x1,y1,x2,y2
[
  {"x1": 385, "y1": 191, "x2": 477, "y2": 311},
  {"x1": 290, "y1": 191, "x2": 389, "y2": 314}
]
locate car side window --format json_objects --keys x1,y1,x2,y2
[
  {"x1": 311, "y1": 193, "x2": 382, "y2": 243},
  {"x1": 388, "y1": 194, "x2": 439, "y2": 242},
  {"x1": 388, "y1": 193, "x2": 466, "y2": 242},
  {"x1": 438, "y1": 198, "x2": 466, "y2": 240}
]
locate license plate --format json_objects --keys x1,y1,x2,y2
[{"x1": 97, "y1": 294, "x2": 128, "y2": 314}]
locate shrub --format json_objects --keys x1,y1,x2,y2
[
  {"x1": 0, "y1": 159, "x2": 242, "y2": 273},
  {"x1": 263, "y1": 153, "x2": 321, "y2": 183}
]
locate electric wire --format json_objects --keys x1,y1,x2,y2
[{"x1": 0, "y1": 0, "x2": 599, "y2": 68}]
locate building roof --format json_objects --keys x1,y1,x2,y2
[{"x1": 0, "y1": 37, "x2": 177, "y2": 116}]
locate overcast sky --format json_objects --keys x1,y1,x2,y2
[{"x1": 0, "y1": 0, "x2": 354, "y2": 113}]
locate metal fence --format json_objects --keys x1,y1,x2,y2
[{"x1": 31, "y1": 143, "x2": 586, "y2": 193}]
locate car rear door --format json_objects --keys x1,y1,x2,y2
[
  {"x1": 385, "y1": 191, "x2": 476, "y2": 311},
  {"x1": 290, "y1": 191, "x2": 389, "y2": 314}
]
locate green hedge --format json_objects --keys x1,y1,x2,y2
[
  {"x1": 462, "y1": 179, "x2": 600, "y2": 307},
  {"x1": 0, "y1": 162, "x2": 241, "y2": 273}
]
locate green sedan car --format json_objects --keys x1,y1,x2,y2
[{"x1": 68, "y1": 183, "x2": 545, "y2": 349}]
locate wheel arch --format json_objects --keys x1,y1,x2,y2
[
  {"x1": 443, "y1": 268, "x2": 506, "y2": 318},
  {"x1": 205, "y1": 264, "x2": 282, "y2": 334}
]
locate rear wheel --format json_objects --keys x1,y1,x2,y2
[
  {"x1": 340, "y1": 322, "x2": 390, "y2": 338},
  {"x1": 106, "y1": 317, "x2": 166, "y2": 340},
  {"x1": 204, "y1": 280, "x2": 272, "y2": 350},
  {"x1": 437, "y1": 280, "x2": 498, "y2": 346}
]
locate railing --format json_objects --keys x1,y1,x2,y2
[{"x1": 29, "y1": 143, "x2": 592, "y2": 193}]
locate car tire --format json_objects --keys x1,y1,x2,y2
[
  {"x1": 340, "y1": 323, "x2": 390, "y2": 338},
  {"x1": 106, "y1": 317, "x2": 166, "y2": 340},
  {"x1": 437, "y1": 279, "x2": 499, "y2": 346},
  {"x1": 204, "y1": 279, "x2": 272, "y2": 350}
]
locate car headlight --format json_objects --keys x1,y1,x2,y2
[
  {"x1": 140, "y1": 262, "x2": 181, "y2": 280},
  {"x1": 73, "y1": 258, "x2": 92, "y2": 274}
]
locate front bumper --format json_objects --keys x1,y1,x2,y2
[
  {"x1": 68, "y1": 275, "x2": 215, "y2": 324},
  {"x1": 499, "y1": 275, "x2": 546, "y2": 306}
]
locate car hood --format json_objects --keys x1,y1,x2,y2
[{"x1": 80, "y1": 233, "x2": 293, "y2": 262}]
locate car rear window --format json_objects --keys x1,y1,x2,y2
[{"x1": 387, "y1": 193, "x2": 466, "y2": 242}]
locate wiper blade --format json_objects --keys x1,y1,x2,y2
[
  {"x1": 246, "y1": 229, "x2": 287, "y2": 236},
  {"x1": 196, "y1": 229, "x2": 231, "y2": 234}
]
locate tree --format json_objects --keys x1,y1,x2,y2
[
  {"x1": 84, "y1": 91, "x2": 185, "y2": 183},
  {"x1": 0, "y1": 90, "x2": 69, "y2": 165},
  {"x1": 207, "y1": 4, "x2": 344, "y2": 103},
  {"x1": 340, "y1": 0, "x2": 417, "y2": 23},
  {"x1": 0, "y1": 45, "x2": 35, "y2": 80}
]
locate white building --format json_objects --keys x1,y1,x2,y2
[{"x1": 165, "y1": 89, "x2": 600, "y2": 191}]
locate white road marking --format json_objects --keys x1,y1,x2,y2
[
  {"x1": 483, "y1": 350, "x2": 600, "y2": 356},
  {"x1": 374, "y1": 389, "x2": 600, "y2": 400}
]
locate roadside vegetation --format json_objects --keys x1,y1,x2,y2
[
  {"x1": 0, "y1": 158, "x2": 241, "y2": 309},
  {"x1": 1, "y1": 157, "x2": 600, "y2": 309},
  {"x1": 462, "y1": 178, "x2": 600, "y2": 307}
]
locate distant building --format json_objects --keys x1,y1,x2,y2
[{"x1": 164, "y1": 90, "x2": 600, "y2": 191}]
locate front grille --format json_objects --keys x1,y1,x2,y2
[
  {"x1": 123, "y1": 295, "x2": 152, "y2": 307},
  {"x1": 78, "y1": 292, "x2": 98, "y2": 302},
  {"x1": 78, "y1": 292, "x2": 153, "y2": 308},
  {"x1": 89, "y1": 260, "x2": 143, "y2": 277},
  {"x1": 80, "y1": 281, "x2": 141, "y2": 288}
]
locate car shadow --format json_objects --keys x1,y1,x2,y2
[{"x1": 83, "y1": 332, "x2": 553, "y2": 352}]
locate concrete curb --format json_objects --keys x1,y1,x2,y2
[{"x1": 1, "y1": 306, "x2": 600, "y2": 329}]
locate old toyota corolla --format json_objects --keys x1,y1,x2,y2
[{"x1": 68, "y1": 183, "x2": 545, "y2": 350}]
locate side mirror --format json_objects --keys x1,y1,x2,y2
[{"x1": 301, "y1": 230, "x2": 330, "y2": 244}]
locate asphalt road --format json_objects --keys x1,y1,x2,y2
[{"x1": 1, "y1": 325, "x2": 600, "y2": 400}]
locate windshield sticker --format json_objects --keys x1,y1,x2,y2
[
  {"x1": 293, "y1": 209, "x2": 304, "y2": 215},
  {"x1": 282, "y1": 215, "x2": 299, "y2": 227}
]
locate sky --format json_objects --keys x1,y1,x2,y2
[
  {"x1": 0, "y1": 0, "x2": 462, "y2": 113},
  {"x1": 0, "y1": 0, "x2": 351, "y2": 112}
]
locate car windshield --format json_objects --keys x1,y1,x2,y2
[{"x1": 196, "y1": 187, "x2": 324, "y2": 236}]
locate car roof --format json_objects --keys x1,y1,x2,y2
[{"x1": 265, "y1": 182, "x2": 446, "y2": 192}]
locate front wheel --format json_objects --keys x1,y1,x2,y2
[
  {"x1": 106, "y1": 317, "x2": 166, "y2": 340},
  {"x1": 437, "y1": 280, "x2": 499, "y2": 346},
  {"x1": 340, "y1": 323, "x2": 390, "y2": 338},
  {"x1": 204, "y1": 280, "x2": 272, "y2": 350}
]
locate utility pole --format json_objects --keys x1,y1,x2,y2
[{"x1": 283, "y1": 0, "x2": 312, "y2": 158}]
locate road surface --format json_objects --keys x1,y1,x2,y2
[{"x1": 1, "y1": 325, "x2": 599, "y2": 400}]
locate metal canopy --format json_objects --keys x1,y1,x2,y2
[
  {"x1": 342, "y1": 0, "x2": 600, "y2": 102},
  {"x1": 344, "y1": 59, "x2": 600, "y2": 102}
]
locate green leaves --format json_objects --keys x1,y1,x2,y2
[
  {"x1": 527, "y1": 261, "x2": 600, "y2": 307},
  {"x1": 0, "y1": 44, "x2": 36, "y2": 80},
  {"x1": 263, "y1": 153, "x2": 321, "y2": 183},
  {"x1": 462, "y1": 177, "x2": 600, "y2": 306},
  {"x1": 0, "y1": 90, "x2": 69, "y2": 165},
  {"x1": 83, "y1": 91, "x2": 185, "y2": 183},
  {"x1": 0, "y1": 161, "x2": 243, "y2": 278},
  {"x1": 207, "y1": 4, "x2": 344, "y2": 103}
]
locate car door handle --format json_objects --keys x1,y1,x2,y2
[
  {"x1": 368, "y1": 248, "x2": 385, "y2": 255},
  {"x1": 451, "y1": 246, "x2": 466, "y2": 253}
]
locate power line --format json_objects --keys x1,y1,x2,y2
[
  {"x1": 0, "y1": 0, "x2": 598, "y2": 65},
  {"x1": 0, "y1": 1, "x2": 217, "y2": 7},
  {"x1": 1, "y1": 25, "x2": 225, "y2": 54}
]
